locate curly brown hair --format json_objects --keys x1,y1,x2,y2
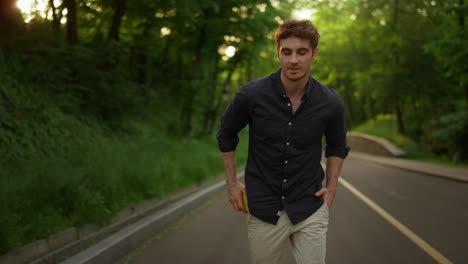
[{"x1": 275, "y1": 20, "x2": 320, "y2": 50}]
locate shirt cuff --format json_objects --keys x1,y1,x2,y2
[{"x1": 325, "y1": 145, "x2": 350, "y2": 159}]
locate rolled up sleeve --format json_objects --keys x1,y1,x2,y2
[
  {"x1": 324, "y1": 98, "x2": 350, "y2": 159},
  {"x1": 216, "y1": 89, "x2": 250, "y2": 152}
]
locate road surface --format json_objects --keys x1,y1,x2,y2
[{"x1": 118, "y1": 157, "x2": 468, "y2": 264}]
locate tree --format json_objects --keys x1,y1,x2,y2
[
  {"x1": 64, "y1": 0, "x2": 79, "y2": 44},
  {"x1": 48, "y1": 0, "x2": 63, "y2": 35},
  {"x1": 425, "y1": 0, "x2": 467, "y2": 109},
  {"x1": 0, "y1": 0, "x2": 22, "y2": 45},
  {"x1": 107, "y1": 0, "x2": 127, "y2": 41}
]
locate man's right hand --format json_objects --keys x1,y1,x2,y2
[{"x1": 228, "y1": 182, "x2": 247, "y2": 213}]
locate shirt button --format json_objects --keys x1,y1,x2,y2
[
  {"x1": 287, "y1": 103, "x2": 291, "y2": 107},
  {"x1": 284, "y1": 160, "x2": 288, "y2": 164},
  {"x1": 283, "y1": 179, "x2": 287, "y2": 183},
  {"x1": 281, "y1": 196, "x2": 285, "y2": 200},
  {"x1": 288, "y1": 122, "x2": 292, "y2": 126},
  {"x1": 283, "y1": 94, "x2": 286, "y2": 98},
  {"x1": 286, "y1": 142, "x2": 290, "y2": 146}
]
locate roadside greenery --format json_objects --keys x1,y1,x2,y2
[
  {"x1": 352, "y1": 114, "x2": 432, "y2": 158},
  {"x1": 306, "y1": 0, "x2": 468, "y2": 161},
  {"x1": 0, "y1": 122, "x2": 249, "y2": 253},
  {"x1": 1, "y1": 0, "x2": 269, "y2": 252},
  {"x1": 352, "y1": 114, "x2": 468, "y2": 167}
]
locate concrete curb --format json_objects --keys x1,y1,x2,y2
[
  {"x1": 349, "y1": 152, "x2": 468, "y2": 184},
  {"x1": 347, "y1": 132, "x2": 406, "y2": 157},
  {"x1": 59, "y1": 172, "x2": 243, "y2": 264}
]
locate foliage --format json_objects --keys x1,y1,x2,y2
[
  {"x1": 0, "y1": 129, "x2": 250, "y2": 253},
  {"x1": 0, "y1": 0, "x2": 286, "y2": 254},
  {"x1": 299, "y1": 0, "x2": 468, "y2": 161},
  {"x1": 429, "y1": 109, "x2": 468, "y2": 159}
]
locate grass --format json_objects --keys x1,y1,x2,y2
[
  {"x1": 0, "y1": 121, "x2": 250, "y2": 254},
  {"x1": 351, "y1": 114, "x2": 468, "y2": 168}
]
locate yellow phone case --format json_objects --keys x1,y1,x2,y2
[{"x1": 243, "y1": 193, "x2": 249, "y2": 213}]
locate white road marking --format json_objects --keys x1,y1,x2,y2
[{"x1": 321, "y1": 162, "x2": 453, "y2": 264}]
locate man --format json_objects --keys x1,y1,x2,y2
[{"x1": 217, "y1": 20, "x2": 349, "y2": 264}]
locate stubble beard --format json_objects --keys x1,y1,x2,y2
[{"x1": 284, "y1": 70, "x2": 308, "y2": 82}]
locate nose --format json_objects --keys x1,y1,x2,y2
[{"x1": 290, "y1": 52, "x2": 298, "y2": 64}]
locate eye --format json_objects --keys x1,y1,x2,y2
[
  {"x1": 298, "y1": 49, "x2": 309, "y2": 55},
  {"x1": 281, "y1": 49, "x2": 291, "y2": 55}
]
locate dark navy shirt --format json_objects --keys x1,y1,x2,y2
[{"x1": 217, "y1": 69, "x2": 349, "y2": 225}]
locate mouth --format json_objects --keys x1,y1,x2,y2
[{"x1": 288, "y1": 68, "x2": 300, "y2": 72}]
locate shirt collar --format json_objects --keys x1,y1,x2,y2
[{"x1": 272, "y1": 69, "x2": 315, "y2": 101}]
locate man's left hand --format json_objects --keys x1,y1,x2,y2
[{"x1": 315, "y1": 187, "x2": 335, "y2": 208}]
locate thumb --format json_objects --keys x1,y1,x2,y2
[{"x1": 315, "y1": 188, "x2": 326, "y2": 196}]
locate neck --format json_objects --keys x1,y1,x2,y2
[{"x1": 280, "y1": 71, "x2": 309, "y2": 98}]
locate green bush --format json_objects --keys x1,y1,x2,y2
[
  {"x1": 0, "y1": 126, "x2": 245, "y2": 253},
  {"x1": 429, "y1": 110, "x2": 468, "y2": 162}
]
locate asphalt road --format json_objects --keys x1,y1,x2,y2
[{"x1": 119, "y1": 158, "x2": 468, "y2": 264}]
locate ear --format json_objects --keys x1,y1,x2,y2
[{"x1": 312, "y1": 47, "x2": 319, "y2": 60}]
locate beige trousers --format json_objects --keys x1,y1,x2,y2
[{"x1": 246, "y1": 203, "x2": 329, "y2": 264}]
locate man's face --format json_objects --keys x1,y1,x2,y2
[{"x1": 278, "y1": 37, "x2": 318, "y2": 82}]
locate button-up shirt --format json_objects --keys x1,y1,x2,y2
[{"x1": 217, "y1": 69, "x2": 350, "y2": 225}]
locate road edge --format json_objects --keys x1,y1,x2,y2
[
  {"x1": 59, "y1": 171, "x2": 243, "y2": 264},
  {"x1": 349, "y1": 152, "x2": 468, "y2": 184}
]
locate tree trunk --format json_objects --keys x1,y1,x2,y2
[
  {"x1": 457, "y1": 0, "x2": 468, "y2": 110},
  {"x1": 108, "y1": 0, "x2": 126, "y2": 42},
  {"x1": 392, "y1": 0, "x2": 399, "y2": 30},
  {"x1": 139, "y1": 25, "x2": 152, "y2": 88},
  {"x1": 458, "y1": 0, "x2": 465, "y2": 40},
  {"x1": 202, "y1": 56, "x2": 241, "y2": 137},
  {"x1": 343, "y1": 79, "x2": 355, "y2": 125},
  {"x1": 180, "y1": 96, "x2": 195, "y2": 136},
  {"x1": 0, "y1": 0, "x2": 21, "y2": 43},
  {"x1": 391, "y1": 0, "x2": 405, "y2": 135},
  {"x1": 49, "y1": 0, "x2": 61, "y2": 35},
  {"x1": 464, "y1": 76, "x2": 468, "y2": 111},
  {"x1": 391, "y1": 0, "x2": 400, "y2": 63},
  {"x1": 395, "y1": 105, "x2": 405, "y2": 134},
  {"x1": 63, "y1": 0, "x2": 78, "y2": 45},
  {"x1": 212, "y1": 64, "x2": 237, "y2": 130},
  {"x1": 199, "y1": 58, "x2": 222, "y2": 137},
  {"x1": 180, "y1": 24, "x2": 207, "y2": 136},
  {"x1": 246, "y1": 58, "x2": 253, "y2": 85}
]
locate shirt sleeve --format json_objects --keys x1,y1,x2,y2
[
  {"x1": 216, "y1": 89, "x2": 250, "y2": 152},
  {"x1": 324, "y1": 98, "x2": 350, "y2": 159}
]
